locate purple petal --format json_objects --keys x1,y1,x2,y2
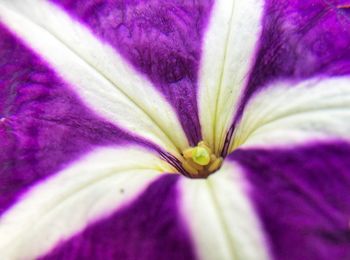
[
  {"x1": 230, "y1": 141, "x2": 350, "y2": 260},
  {"x1": 38, "y1": 175, "x2": 196, "y2": 260},
  {"x1": 49, "y1": 0, "x2": 214, "y2": 145},
  {"x1": 0, "y1": 22, "x2": 152, "y2": 215},
  {"x1": 240, "y1": 0, "x2": 350, "y2": 113}
]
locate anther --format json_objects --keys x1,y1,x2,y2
[
  {"x1": 207, "y1": 157, "x2": 223, "y2": 173},
  {"x1": 182, "y1": 160, "x2": 199, "y2": 175},
  {"x1": 181, "y1": 140, "x2": 223, "y2": 177},
  {"x1": 192, "y1": 146, "x2": 210, "y2": 166}
]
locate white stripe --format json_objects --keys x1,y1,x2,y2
[
  {"x1": 0, "y1": 146, "x2": 169, "y2": 260},
  {"x1": 198, "y1": 0, "x2": 264, "y2": 154},
  {"x1": 178, "y1": 160, "x2": 270, "y2": 260},
  {"x1": 0, "y1": 1, "x2": 188, "y2": 157},
  {"x1": 234, "y1": 77, "x2": 350, "y2": 149}
]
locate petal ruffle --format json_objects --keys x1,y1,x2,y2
[{"x1": 231, "y1": 141, "x2": 350, "y2": 259}]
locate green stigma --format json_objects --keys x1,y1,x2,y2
[{"x1": 192, "y1": 146, "x2": 210, "y2": 166}]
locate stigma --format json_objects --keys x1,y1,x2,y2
[{"x1": 181, "y1": 141, "x2": 223, "y2": 178}]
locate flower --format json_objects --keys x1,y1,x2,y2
[{"x1": 1, "y1": 0, "x2": 350, "y2": 259}]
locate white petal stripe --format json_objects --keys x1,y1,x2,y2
[
  {"x1": 198, "y1": 0, "x2": 264, "y2": 154},
  {"x1": 178, "y1": 160, "x2": 270, "y2": 260},
  {"x1": 233, "y1": 77, "x2": 350, "y2": 150},
  {"x1": 0, "y1": 1, "x2": 188, "y2": 156},
  {"x1": 0, "y1": 146, "x2": 167, "y2": 260}
]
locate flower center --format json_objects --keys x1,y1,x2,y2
[{"x1": 180, "y1": 141, "x2": 223, "y2": 178}]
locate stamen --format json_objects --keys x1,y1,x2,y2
[
  {"x1": 207, "y1": 157, "x2": 223, "y2": 173},
  {"x1": 180, "y1": 140, "x2": 223, "y2": 177},
  {"x1": 192, "y1": 146, "x2": 210, "y2": 166},
  {"x1": 182, "y1": 147, "x2": 194, "y2": 159},
  {"x1": 186, "y1": 159, "x2": 204, "y2": 171},
  {"x1": 182, "y1": 160, "x2": 199, "y2": 175}
]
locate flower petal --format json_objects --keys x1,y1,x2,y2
[
  {"x1": 0, "y1": 146, "x2": 168, "y2": 259},
  {"x1": 46, "y1": 0, "x2": 214, "y2": 146},
  {"x1": 198, "y1": 0, "x2": 264, "y2": 153},
  {"x1": 178, "y1": 160, "x2": 270, "y2": 260},
  {"x1": 231, "y1": 141, "x2": 350, "y2": 259},
  {"x1": 0, "y1": 1, "x2": 189, "y2": 153},
  {"x1": 37, "y1": 175, "x2": 195, "y2": 260},
  {"x1": 234, "y1": 77, "x2": 350, "y2": 150},
  {"x1": 239, "y1": 0, "x2": 350, "y2": 115},
  {"x1": 0, "y1": 22, "x2": 161, "y2": 215}
]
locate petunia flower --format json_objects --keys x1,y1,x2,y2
[{"x1": 1, "y1": 0, "x2": 350, "y2": 259}]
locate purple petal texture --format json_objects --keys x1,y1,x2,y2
[
  {"x1": 49, "y1": 0, "x2": 213, "y2": 146},
  {"x1": 1, "y1": 0, "x2": 350, "y2": 259},
  {"x1": 39, "y1": 175, "x2": 196, "y2": 260},
  {"x1": 231, "y1": 141, "x2": 350, "y2": 260},
  {"x1": 236, "y1": 0, "x2": 350, "y2": 120},
  {"x1": 0, "y1": 23, "x2": 152, "y2": 215}
]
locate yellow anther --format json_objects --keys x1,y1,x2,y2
[
  {"x1": 186, "y1": 159, "x2": 204, "y2": 171},
  {"x1": 192, "y1": 146, "x2": 211, "y2": 166},
  {"x1": 210, "y1": 154, "x2": 217, "y2": 162},
  {"x1": 207, "y1": 157, "x2": 223, "y2": 173},
  {"x1": 198, "y1": 141, "x2": 212, "y2": 155},
  {"x1": 182, "y1": 147, "x2": 194, "y2": 159},
  {"x1": 182, "y1": 160, "x2": 199, "y2": 175},
  {"x1": 181, "y1": 140, "x2": 223, "y2": 177}
]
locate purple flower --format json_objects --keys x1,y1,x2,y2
[{"x1": 1, "y1": 0, "x2": 350, "y2": 259}]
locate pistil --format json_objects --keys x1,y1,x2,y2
[{"x1": 181, "y1": 141, "x2": 223, "y2": 177}]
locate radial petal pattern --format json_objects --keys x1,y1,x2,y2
[
  {"x1": 1, "y1": 0, "x2": 190, "y2": 155},
  {"x1": 233, "y1": 77, "x2": 350, "y2": 150},
  {"x1": 0, "y1": 22, "x2": 157, "y2": 215},
  {"x1": 198, "y1": 0, "x2": 264, "y2": 154},
  {"x1": 239, "y1": 0, "x2": 350, "y2": 113},
  {"x1": 179, "y1": 162, "x2": 270, "y2": 260},
  {"x1": 1, "y1": 0, "x2": 350, "y2": 259},
  {"x1": 39, "y1": 175, "x2": 195, "y2": 260},
  {"x1": 0, "y1": 147, "x2": 167, "y2": 259}
]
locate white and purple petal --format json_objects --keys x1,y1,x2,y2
[
  {"x1": 38, "y1": 175, "x2": 195, "y2": 260},
  {"x1": 0, "y1": 23, "x2": 159, "y2": 215},
  {"x1": 236, "y1": 0, "x2": 350, "y2": 120},
  {"x1": 231, "y1": 141, "x2": 350, "y2": 259},
  {"x1": 1, "y1": 0, "x2": 350, "y2": 259},
  {"x1": 48, "y1": 0, "x2": 214, "y2": 146},
  {"x1": 1, "y1": 0, "x2": 191, "y2": 154}
]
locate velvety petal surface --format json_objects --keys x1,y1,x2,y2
[
  {"x1": 0, "y1": 23, "x2": 157, "y2": 215},
  {"x1": 49, "y1": 0, "x2": 214, "y2": 145},
  {"x1": 238, "y1": 0, "x2": 350, "y2": 118},
  {"x1": 0, "y1": 5, "x2": 194, "y2": 259},
  {"x1": 38, "y1": 175, "x2": 195, "y2": 260},
  {"x1": 230, "y1": 141, "x2": 350, "y2": 260},
  {"x1": 1, "y1": 0, "x2": 190, "y2": 154},
  {"x1": 2, "y1": 1, "x2": 350, "y2": 260},
  {"x1": 2, "y1": 0, "x2": 214, "y2": 146},
  {"x1": 0, "y1": 147, "x2": 168, "y2": 259}
]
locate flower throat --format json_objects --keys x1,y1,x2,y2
[{"x1": 179, "y1": 141, "x2": 223, "y2": 178}]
